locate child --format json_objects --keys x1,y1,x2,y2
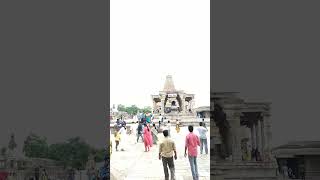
[
  {"x1": 176, "y1": 119, "x2": 180, "y2": 133},
  {"x1": 114, "y1": 130, "x2": 121, "y2": 151}
]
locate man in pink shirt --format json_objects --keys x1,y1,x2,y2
[{"x1": 184, "y1": 125, "x2": 200, "y2": 180}]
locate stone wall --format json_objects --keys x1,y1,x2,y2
[{"x1": 305, "y1": 156, "x2": 320, "y2": 180}]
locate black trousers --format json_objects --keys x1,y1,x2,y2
[
  {"x1": 162, "y1": 156, "x2": 175, "y2": 180},
  {"x1": 137, "y1": 133, "x2": 143, "y2": 142}
]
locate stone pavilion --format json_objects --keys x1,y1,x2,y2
[
  {"x1": 212, "y1": 92, "x2": 278, "y2": 180},
  {"x1": 151, "y1": 75, "x2": 196, "y2": 124}
]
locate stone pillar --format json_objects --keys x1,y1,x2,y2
[
  {"x1": 152, "y1": 100, "x2": 157, "y2": 113},
  {"x1": 260, "y1": 118, "x2": 265, "y2": 160},
  {"x1": 180, "y1": 95, "x2": 185, "y2": 113},
  {"x1": 226, "y1": 109, "x2": 242, "y2": 162},
  {"x1": 263, "y1": 113, "x2": 272, "y2": 161},
  {"x1": 256, "y1": 120, "x2": 262, "y2": 154},
  {"x1": 251, "y1": 123, "x2": 257, "y2": 149},
  {"x1": 160, "y1": 98, "x2": 165, "y2": 114}
]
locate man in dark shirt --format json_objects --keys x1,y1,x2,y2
[{"x1": 137, "y1": 122, "x2": 144, "y2": 143}]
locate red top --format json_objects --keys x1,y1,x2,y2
[{"x1": 185, "y1": 132, "x2": 200, "y2": 157}]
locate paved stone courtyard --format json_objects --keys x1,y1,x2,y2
[{"x1": 110, "y1": 126, "x2": 210, "y2": 180}]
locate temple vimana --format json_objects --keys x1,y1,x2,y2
[
  {"x1": 212, "y1": 92, "x2": 278, "y2": 180},
  {"x1": 151, "y1": 75, "x2": 201, "y2": 125}
]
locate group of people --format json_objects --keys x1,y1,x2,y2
[
  {"x1": 159, "y1": 121, "x2": 208, "y2": 180},
  {"x1": 112, "y1": 116, "x2": 208, "y2": 180},
  {"x1": 135, "y1": 119, "x2": 159, "y2": 151}
]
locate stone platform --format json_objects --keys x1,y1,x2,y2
[
  {"x1": 110, "y1": 126, "x2": 210, "y2": 180},
  {"x1": 211, "y1": 161, "x2": 278, "y2": 180}
]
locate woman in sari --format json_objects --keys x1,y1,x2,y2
[{"x1": 143, "y1": 123, "x2": 153, "y2": 151}]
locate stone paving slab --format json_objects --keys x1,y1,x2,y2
[{"x1": 111, "y1": 126, "x2": 210, "y2": 179}]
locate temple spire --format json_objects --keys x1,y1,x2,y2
[
  {"x1": 163, "y1": 75, "x2": 176, "y2": 92},
  {"x1": 8, "y1": 133, "x2": 17, "y2": 151}
]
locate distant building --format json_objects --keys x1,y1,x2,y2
[
  {"x1": 0, "y1": 134, "x2": 66, "y2": 179},
  {"x1": 273, "y1": 141, "x2": 320, "y2": 179},
  {"x1": 151, "y1": 75, "x2": 198, "y2": 125},
  {"x1": 194, "y1": 106, "x2": 210, "y2": 118}
]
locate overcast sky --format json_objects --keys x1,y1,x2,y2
[
  {"x1": 213, "y1": 1, "x2": 320, "y2": 147},
  {"x1": 1, "y1": 2, "x2": 107, "y2": 149},
  {"x1": 110, "y1": 0, "x2": 210, "y2": 108}
]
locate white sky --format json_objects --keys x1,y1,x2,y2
[{"x1": 110, "y1": 0, "x2": 210, "y2": 108}]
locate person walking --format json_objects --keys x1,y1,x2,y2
[
  {"x1": 185, "y1": 125, "x2": 200, "y2": 180},
  {"x1": 197, "y1": 122, "x2": 208, "y2": 155},
  {"x1": 151, "y1": 123, "x2": 159, "y2": 145},
  {"x1": 167, "y1": 120, "x2": 171, "y2": 137},
  {"x1": 119, "y1": 125, "x2": 127, "y2": 151},
  {"x1": 146, "y1": 113, "x2": 151, "y2": 124},
  {"x1": 202, "y1": 119, "x2": 207, "y2": 129},
  {"x1": 175, "y1": 119, "x2": 180, "y2": 133},
  {"x1": 159, "y1": 130, "x2": 177, "y2": 180},
  {"x1": 159, "y1": 114, "x2": 163, "y2": 123},
  {"x1": 99, "y1": 161, "x2": 108, "y2": 180},
  {"x1": 137, "y1": 122, "x2": 144, "y2": 143},
  {"x1": 114, "y1": 130, "x2": 121, "y2": 151},
  {"x1": 143, "y1": 123, "x2": 153, "y2": 152},
  {"x1": 132, "y1": 121, "x2": 139, "y2": 135},
  {"x1": 40, "y1": 169, "x2": 48, "y2": 180},
  {"x1": 130, "y1": 121, "x2": 138, "y2": 143}
]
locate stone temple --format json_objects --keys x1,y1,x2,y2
[
  {"x1": 212, "y1": 92, "x2": 278, "y2": 180},
  {"x1": 151, "y1": 75, "x2": 197, "y2": 124}
]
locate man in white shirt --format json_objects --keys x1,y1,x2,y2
[{"x1": 197, "y1": 122, "x2": 208, "y2": 154}]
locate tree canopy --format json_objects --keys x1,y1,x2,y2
[
  {"x1": 23, "y1": 133, "x2": 105, "y2": 170},
  {"x1": 117, "y1": 104, "x2": 152, "y2": 115},
  {"x1": 23, "y1": 133, "x2": 49, "y2": 158},
  {"x1": 48, "y1": 137, "x2": 92, "y2": 169}
]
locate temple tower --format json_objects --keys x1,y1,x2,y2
[{"x1": 151, "y1": 75, "x2": 196, "y2": 122}]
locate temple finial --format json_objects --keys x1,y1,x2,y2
[{"x1": 163, "y1": 75, "x2": 176, "y2": 92}]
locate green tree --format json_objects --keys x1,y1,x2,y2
[
  {"x1": 117, "y1": 104, "x2": 126, "y2": 112},
  {"x1": 48, "y1": 143, "x2": 69, "y2": 166},
  {"x1": 23, "y1": 133, "x2": 49, "y2": 158},
  {"x1": 125, "y1": 105, "x2": 139, "y2": 116},
  {"x1": 94, "y1": 148, "x2": 106, "y2": 163},
  {"x1": 48, "y1": 137, "x2": 91, "y2": 170},
  {"x1": 141, "y1": 106, "x2": 152, "y2": 113}
]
